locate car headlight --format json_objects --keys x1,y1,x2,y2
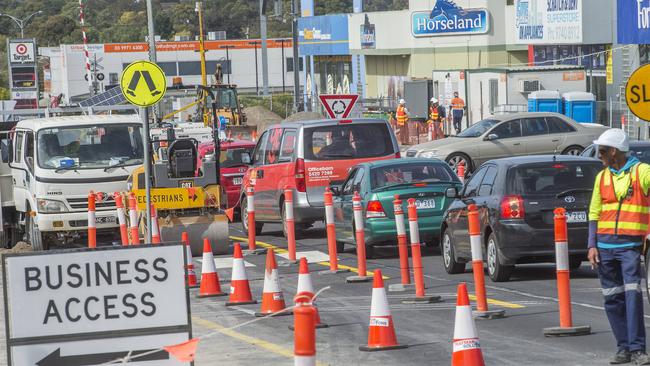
[
  {"x1": 419, "y1": 150, "x2": 439, "y2": 158},
  {"x1": 37, "y1": 199, "x2": 68, "y2": 213}
]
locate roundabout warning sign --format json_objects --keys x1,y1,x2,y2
[{"x1": 319, "y1": 94, "x2": 359, "y2": 119}]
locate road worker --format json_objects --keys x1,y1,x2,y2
[
  {"x1": 395, "y1": 99, "x2": 409, "y2": 145},
  {"x1": 588, "y1": 128, "x2": 650, "y2": 365},
  {"x1": 450, "y1": 92, "x2": 465, "y2": 135},
  {"x1": 427, "y1": 98, "x2": 446, "y2": 140}
]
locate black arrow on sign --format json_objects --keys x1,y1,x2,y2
[{"x1": 36, "y1": 347, "x2": 170, "y2": 366}]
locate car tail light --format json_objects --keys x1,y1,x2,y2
[
  {"x1": 395, "y1": 151, "x2": 401, "y2": 158},
  {"x1": 339, "y1": 119, "x2": 353, "y2": 124},
  {"x1": 500, "y1": 195, "x2": 525, "y2": 219},
  {"x1": 366, "y1": 200, "x2": 386, "y2": 218},
  {"x1": 295, "y1": 158, "x2": 306, "y2": 192}
]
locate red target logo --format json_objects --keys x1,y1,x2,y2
[{"x1": 15, "y1": 44, "x2": 27, "y2": 54}]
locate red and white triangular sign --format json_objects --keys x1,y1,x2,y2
[{"x1": 319, "y1": 94, "x2": 359, "y2": 119}]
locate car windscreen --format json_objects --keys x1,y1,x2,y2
[
  {"x1": 508, "y1": 162, "x2": 601, "y2": 195},
  {"x1": 304, "y1": 123, "x2": 393, "y2": 161},
  {"x1": 456, "y1": 119, "x2": 499, "y2": 138},
  {"x1": 370, "y1": 162, "x2": 457, "y2": 189}
]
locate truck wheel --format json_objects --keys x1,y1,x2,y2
[
  {"x1": 26, "y1": 215, "x2": 47, "y2": 251},
  {"x1": 486, "y1": 233, "x2": 513, "y2": 282},
  {"x1": 241, "y1": 197, "x2": 263, "y2": 236}
]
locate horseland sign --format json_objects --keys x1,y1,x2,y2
[
  {"x1": 411, "y1": 0, "x2": 489, "y2": 37},
  {"x1": 3, "y1": 245, "x2": 192, "y2": 366},
  {"x1": 515, "y1": 0, "x2": 582, "y2": 44}
]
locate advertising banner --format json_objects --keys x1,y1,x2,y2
[
  {"x1": 515, "y1": 0, "x2": 582, "y2": 44},
  {"x1": 411, "y1": 1, "x2": 489, "y2": 37},
  {"x1": 618, "y1": 0, "x2": 650, "y2": 44},
  {"x1": 360, "y1": 14, "x2": 376, "y2": 49},
  {"x1": 298, "y1": 15, "x2": 349, "y2": 56}
]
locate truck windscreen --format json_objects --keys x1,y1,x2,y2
[{"x1": 37, "y1": 124, "x2": 144, "y2": 169}]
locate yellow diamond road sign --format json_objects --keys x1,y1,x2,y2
[
  {"x1": 120, "y1": 61, "x2": 166, "y2": 107},
  {"x1": 626, "y1": 64, "x2": 650, "y2": 121}
]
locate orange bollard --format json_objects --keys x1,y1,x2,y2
[
  {"x1": 182, "y1": 232, "x2": 199, "y2": 288},
  {"x1": 388, "y1": 195, "x2": 414, "y2": 292},
  {"x1": 467, "y1": 204, "x2": 505, "y2": 319},
  {"x1": 321, "y1": 187, "x2": 349, "y2": 274},
  {"x1": 457, "y1": 162, "x2": 466, "y2": 184},
  {"x1": 128, "y1": 192, "x2": 140, "y2": 245},
  {"x1": 114, "y1": 193, "x2": 129, "y2": 246},
  {"x1": 346, "y1": 191, "x2": 372, "y2": 283},
  {"x1": 150, "y1": 204, "x2": 160, "y2": 244},
  {"x1": 543, "y1": 208, "x2": 591, "y2": 336},
  {"x1": 294, "y1": 292, "x2": 317, "y2": 366},
  {"x1": 87, "y1": 192, "x2": 96, "y2": 248},
  {"x1": 244, "y1": 186, "x2": 266, "y2": 255},
  {"x1": 284, "y1": 187, "x2": 297, "y2": 263}
]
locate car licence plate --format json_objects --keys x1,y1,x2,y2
[
  {"x1": 415, "y1": 199, "x2": 436, "y2": 210},
  {"x1": 95, "y1": 216, "x2": 116, "y2": 224},
  {"x1": 233, "y1": 177, "x2": 243, "y2": 185},
  {"x1": 566, "y1": 211, "x2": 587, "y2": 223}
]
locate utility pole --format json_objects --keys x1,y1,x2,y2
[
  {"x1": 220, "y1": 45, "x2": 235, "y2": 85},
  {"x1": 291, "y1": 0, "x2": 300, "y2": 111},
  {"x1": 260, "y1": 0, "x2": 270, "y2": 95},
  {"x1": 279, "y1": 39, "x2": 287, "y2": 93},
  {"x1": 143, "y1": 0, "x2": 157, "y2": 243},
  {"x1": 249, "y1": 41, "x2": 261, "y2": 95}
]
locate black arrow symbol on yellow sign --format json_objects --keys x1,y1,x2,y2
[
  {"x1": 126, "y1": 70, "x2": 162, "y2": 98},
  {"x1": 36, "y1": 347, "x2": 169, "y2": 366}
]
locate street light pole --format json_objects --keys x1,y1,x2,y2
[
  {"x1": 219, "y1": 45, "x2": 234, "y2": 85},
  {"x1": 279, "y1": 39, "x2": 287, "y2": 93},
  {"x1": 0, "y1": 11, "x2": 43, "y2": 38},
  {"x1": 249, "y1": 41, "x2": 261, "y2": 95},
  {"x1": 291, "y1": 0, "x2": 300, "y2": 112}
]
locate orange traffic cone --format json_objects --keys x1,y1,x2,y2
[
  {"x1": 197, "y1": 238, "x2": 226, "y2": 298},
  {"x1": 289, "y1": 258, "x2": 327, "y2": 329},
  {"x1": 226, "y1": 243, "x2": 257, "y2": 306},
  {"x1": 359, "y1": 269, "x2": 407, "y2": 351},
  {"x1": 256, "y1": 248, "x2": 288, "y2": 316},
  {"x1": 451, "y1": 283, "x2": 485, "y2": 366},
  {"x1": 182, "y1": 232, "x2": 199, "y2": 289}
]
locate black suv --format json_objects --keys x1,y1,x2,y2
[{"x1": 441, "y1": 155, "x2": 602, "y2": 282}]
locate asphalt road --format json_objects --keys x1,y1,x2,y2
[{"x1": 0, "y1": 221, "x2": 646, "y2": 365}]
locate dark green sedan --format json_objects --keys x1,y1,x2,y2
[{"x1": 331, "y1": 158, "x2": 463, "y2": 257}]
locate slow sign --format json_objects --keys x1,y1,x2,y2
[{"x1": 625, "y1": 64, "x2": 650, "y2": 121}]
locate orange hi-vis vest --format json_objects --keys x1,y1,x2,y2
[
  {"x1": 597, "y1": 164, "x2": 650, "y2": 237},
  {"x1": 451, "y1": 97, "x2": 465, "y2": 110},
  {"x1": 396, "y1": 105, "x2": 407, "y2": 125},
  {"x1": 429, "y1": 106, "x2": 440, "y2": 121}
]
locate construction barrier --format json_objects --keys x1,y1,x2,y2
[
  {"x1": 543, "y1": 208, "x2": 591, "y2": 336},
  {"x1": 389, "y1": 195, "x2": 412, "y2": 292},
  {"x1": 346, "y1": 191, "x2": 372, "y2": 283},
  {"x1": 285, "y1": 187, "x2": 297, "y2": 263},
  {"x1": 467, "y1": 204, "x2": 505, "y2": 319},
  {"x1": 114, "y1": 192, "x2": 129, "y2": 246},
  {"x1": 128, "y1": 192, "x2": 140, "y2": 245},
  {"x1": 182, "y1": 231, "x2": 199, "y2": 289},
  {"x1": 197, "y1": 238, "x2": 226, "y2": 298},
  {"x1": 452, "y1": 283, "x2": 485, "y2": 366},
  {"x1": 87, "y1": 191, "x2": 96, "y2": 249},
  {"x1": 321, "y1": 187, "x2": 348, "y2": 274},
  {"x1": 294, "y1": 292, "x2": 317, "y2": 366}
]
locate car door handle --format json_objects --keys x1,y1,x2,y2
[
  {"x1": 513, "y1": 142, "x2": 521, "y2": 146},
  {"x1": 551, "y1": 139, "x2": 560, "y2": 142}
]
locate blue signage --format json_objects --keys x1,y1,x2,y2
[
  {"x1": 298, "y1": 15, "x2": 350, "y2": 56},
  {"x1": 411, "y1": 0, "x2": 489, "y2": 37},
  {"x1": 618, "y1": 0, "x2": 650, "y2": 44}
]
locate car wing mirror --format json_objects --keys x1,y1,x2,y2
[
  {"x1": 485, "y1": 134, "x2": 498, "y2": 141},
  {"x1": 330, "y1": 184, "x2": 342, "y2": 196},
  {"x1": 241, "y1": 152, "x2": 252, "y2": 165},
  {"x1": 445, "y1": 187, "x2": 459, "y2": 199}
]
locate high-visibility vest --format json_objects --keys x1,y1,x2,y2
[
  {"x1": 597, "y1": 164, "x2": 650, "y2": 237},
  {"x1": 451, "y1": 97, "x2": 465, "y2": 110},
  {"x1": 396, "y1": 105, "x2": 407, "y2": 125},
  {"x1": 429, "y1": 106, "x2": 440, "y2": 121}
]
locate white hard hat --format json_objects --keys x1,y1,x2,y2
[
  {"x1": 593, "y1": 128, "x2": 629, "y2": 152},
  {"x1": 399, "y1": 99, "x2": 405, "y2": 105},
  {"x1": 430, "y1": 97, "x2": 438, "y2": 103}
]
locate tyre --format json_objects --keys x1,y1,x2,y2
[
  {"x1": 442, "y1": 229, "x2": 465, "y2": 274},
  {"x1": 336, "y1": 241, "x2": 345, "y2": 253},
  {"x1": 562, "y1": 145, "x2": 584, "y2": 156},
  {"x1": 569, "y1": 256, "x2": 583, "y2": 270},
  {"x1": 365, "y1": 244, "x2": 375, "y2": 259},
  {"x1": 26, "y1": 214, "x2": 46, "y2": 251},
  {"x1": 446, "y1": 153, "x2": 473, "y2": 175},
  {"x1": 486, "y1": 233, "x2": 513, "y2": 282},
  {"x1": 241, "y1": 197, "x2": 263, "y2": 236},
  {"x1": 281, "y1": 200, "x2": 303, "y2": 240}
]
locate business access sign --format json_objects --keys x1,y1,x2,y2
[
  {"x1": 411, "y1": 0, "x2": 489, "y2": 37},
  {"x1": 515, "y1": 0, "x2": 582, "y2": 44},
  {"x1": 618, "y1": 0, "x2": 650, "y2": 44}
]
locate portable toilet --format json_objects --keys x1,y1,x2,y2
[
  {"x1": 563, "y1": 92, "x2": 596, "y2": 123},
  {"x1": 527, "y1": 90, "x2": 562, "y2": 113}
]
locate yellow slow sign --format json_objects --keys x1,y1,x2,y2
[
  {"x1": 626, "y1": 64, "x2": 650, "y2": 121},
  {"x1": 134, "y1": 188, "x2": 204, "y2": 210}
]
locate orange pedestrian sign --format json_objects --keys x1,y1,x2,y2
[{"x1": 626, "y1": 64, "x2": 650, "y2": 121}]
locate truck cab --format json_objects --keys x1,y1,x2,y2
[{"x1": 2, "y1": 115, "x2": 144, "y2": 249}]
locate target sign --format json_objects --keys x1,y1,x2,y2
[
  {"x1": 9, "y1": 41, "x2": 35, "y2": 63},
  {"x1": 15, "y1": 44, "x2": 27, "y2": 54}
]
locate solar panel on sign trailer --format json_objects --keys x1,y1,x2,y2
[{"x1": 78, "y1": 86, "x2": 127, "y2": 107}]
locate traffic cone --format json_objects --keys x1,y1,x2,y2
[
  {"x1": 226, "y1": 243, "x2": 257, "y2": 306},
  {"x1": 256, "y1": 248, "x2": 288, "y2": 316},
  {"x1": 289, "y1": 258, "x2": 327, "y2": 329},
  {"x1": 182, "y1": 232, "x2": 199, "y2": 289},
  {"x1": 359, "y1": 269, "x2": 407, "y2": 351},
  {"x1": 197, "y1": 238, "x2": 226, "y2": 298},
  {"x1": 451, "y1": 283, "x2": 485, "y2": 366}
]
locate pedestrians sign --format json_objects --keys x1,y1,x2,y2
[
  {"x1": 120, "y1": 61, "x2": 167, "y2": 107},
  {"x1": 319, "y1": 94, "x2": 359, "y2": 119},
  {"x1": 3, "y1": 245, "x2": 191, "y2": 366},
  {"x1": 625, "y1": 64, "x2": 650, "y2": 121}
]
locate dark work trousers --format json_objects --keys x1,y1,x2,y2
[
  {"x1": 452, "y1": 111, "x2": 463, "y2": 134},
  {"x1": 598, "y1": 247, "x2": 646, "y2": 352}
]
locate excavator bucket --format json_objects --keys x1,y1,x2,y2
[{"x1": 159, "y1": 213, "x2": 229, "y2": 256}]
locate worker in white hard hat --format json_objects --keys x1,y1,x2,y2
[
  {"x1": 395, "y1": 98, "x2": 409, "y2": 145},
  {"x1": 427, "y1": 97, "x2": 446, "y2": 140},
  {"x1": 588, "y1": 128, "x2": 650, "y2": 365}
]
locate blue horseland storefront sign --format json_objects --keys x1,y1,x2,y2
[{"x1": 411, "y1": 0, "x2": 489, "y2": 37}]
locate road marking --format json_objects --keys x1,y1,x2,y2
[
  {"x1": 229, "y1": 235, "x2": 390, "y2": 279},
  {"x1": 468, "y1": 294, "x2": 525, "y2": 309},
  {"x1": 278, "y1": 250, "x2": 330, "y2": 263}
]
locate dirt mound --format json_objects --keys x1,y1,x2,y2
[
  {"x1": 0, "y1": 241, "x2": 32, "y2": 254},
  {"x1": 284, "y1": 111, "x2": 324, "y2": 122},
  {"x1": 243, "y1": 106, "x2": 282, "y2": 131}
]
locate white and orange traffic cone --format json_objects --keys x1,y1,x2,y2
[
  {"x1": 151, "y1": 204, "x2": 161, "y2": 244},
  {"x1": 452, "y1": 283, "x2": 485, "y2": 366},
  {"x1": 114, "y1": 192, "x2": 129, "y2": 246},
  {"x1": 197, "y1": 238, "x2": 226, "y2": 298},
  {"x1": 359, "y1": 269, "x2": 407, "y2": 352},
  {"x1": 294, "y1": 292, "x2": 317, "y2": 366},
  {"x1": 182, "y1": 232, "x2": 199, "y2": 289},
  {"x1": 226, "y1": 242, "x2": 257, "y2": 306},
  {"x1": 88, "y1": 192, "x2": 97, "y2": 248},
  {"x1": 346, "y1": 191, "x2": 372, "y2": 283},
  {"x1": 289, "y1": 258, "x2": 327, "y2": 329},
  {"x1": 389, "y1": 195, "x2": 414, "y2": 292},
  {"x1": 128, "y1": 192, "x2": 140, "y2": 245},
  {"x1": 427, "y1": 122, "x2": 434, "y2": 142},
  {"x1": 256, "y1": 248, "x2": 288, "y2": 316},
  {"x1": 543, "y1": 208, "x2": 591, "y2": 336}
]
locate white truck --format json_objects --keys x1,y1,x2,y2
[{"x1": 0, "y1": 114, "x2": 144, "y2": 249}]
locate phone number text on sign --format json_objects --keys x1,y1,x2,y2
[{"x1": 307, "y1": 166, "x2": 335, "y2": 182}]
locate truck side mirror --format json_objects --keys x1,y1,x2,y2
[{"x1": 241, "y1": 152, "x2": 251, "y2": 165}]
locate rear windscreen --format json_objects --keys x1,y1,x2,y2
[
  {"x1": 371, "y1": 162, "x2": 457, "y2": 189},
  {"x1": 304, "y1": 124, "x2": 393, "y2": 161},
  {"x1": 508, "y1": 162, "x2": 601, "y2": 195}
]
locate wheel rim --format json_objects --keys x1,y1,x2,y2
[
  {"x1": 443, "y1": 233, "x2": 452, "y2": 268},
  {"x1": 241, "y1": 200, "x2": 248, "y2": 229},
  {"x1": 487, "y1": 238, "x2": 497, "y2": 275},
  {"x1": 448, "y1": 155, "x2": 467, "y2": 171},
  {"x1": 565, "y1": 148, "x2": 581, "y2": 156}
]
